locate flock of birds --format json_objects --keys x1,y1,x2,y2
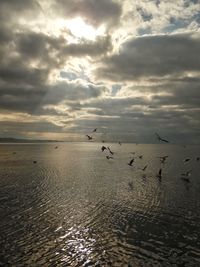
[
  {"x1": 86, "y1": 129, "x2": 199, "y2": 188},
  {"x1": 11, "y1": 130, "x2": 199, "y2": 188}
]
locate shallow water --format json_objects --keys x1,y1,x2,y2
[{"x1": 0, "y1": 142, "x2": 200, "y2": 266}]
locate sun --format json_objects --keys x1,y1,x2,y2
[{"x1": 58, "y1": 17, "x2": 105, "y2": 41}]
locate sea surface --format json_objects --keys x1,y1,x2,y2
[{"x1": 0, "y1": 142, "x2": 200, "y2": 267}]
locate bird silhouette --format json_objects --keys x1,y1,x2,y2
[
  {"x1": 181, "y1": 177, "x2": 190, "y2": 183},
  {"x1": 140, "y1": 165, "x2": 148, "y2": 171},
  {"x1": 157, "y1": 168, "x2": 162, "y2": 180},
  {"x1": 128, "y1": 158, "x2": 134, "y2": 166},
  {"x1": 106, "y1": 155, "x2": 113, "y2": 160},
  {"x1": 183, "y1": 158, "x2": 190, "y2": 162},
  {"x1": 158, "y1": 155, "x2": 168, "y2": 164},
  {"x1": 86, "y1": 135, "x2": 92, "y2": 140},
  {"x1": 181, "y1": 170, "x2": 191, "y2": 177},
  {"x1": 155, "y1": 133, "x2": 169, "y2": 143},
  {"x1": 33, "y1": 161, "x2": 37, "y2": 164},
  {"x1": 107, "y1": 147, "x2": 114, "y2": 155},
  {"x1": 101, "y1": 146, "x2": 107, "y2": 152},
  {"x1": 93, "y1": 128, "x2": 97, "y2": 132},
  {"x1": 138, "y1": 155, "x2": 143, "y2": 159}
]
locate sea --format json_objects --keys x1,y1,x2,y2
[{"x1": 0, "y1": 142, "x2": 199, "y2": 267}]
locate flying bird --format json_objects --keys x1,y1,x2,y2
[
  {"x1": 181, "y1": 171, "x2": 191, "y2": 183},
  {"x1": 128, "y1": 158, "x2": 134, "y2": 166},
  {"x1": 140, "y1": 165, "x2": 148, "y2": 171},
  {"x1": 101, "y1": 146, "x2": 107, "y2": 152},
  {"x1": 157, "y1": 168, "x2": 162, "y2": 180},
  {"x1": 107, "y1": 147, "x2": 114, "y2": 155},
  {"x1": 155, "y1": 133, "x2": 169, "y2": 143},
  {"x1": 158, "y1": 155, "x2": 169, "y2": 164},
  {"x1": 181, "y1": 170, "x2": 191, "y2": 177},
  {"x1": 106, "y1": 155, "x2": 113, "y2": 160},
  {"x1": 86, "y1": 135, "x2": 92, "y2": 140},
  {"x1": 183, "y1": 158, "x2": 190, "y2": 162}
]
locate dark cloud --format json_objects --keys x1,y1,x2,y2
[
  {"x1": 96, "y1": 33, "x2": 200, "y2": 81},
  {"x1": 54, "y1": 0, "x2": 122, "y2": 28}
]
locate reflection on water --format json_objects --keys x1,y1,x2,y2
[{"x1": 0, "y1": 143, "x2": 200, "y2": 266}]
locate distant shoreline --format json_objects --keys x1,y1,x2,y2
[{"x1": 0, "y1": 138, "x2": 62, "y2": 143}]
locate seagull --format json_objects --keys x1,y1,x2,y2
[
  {"x1": 93, "y1": 128, "x2": 97, "y2": 132},
  {"x1": 128, "y1": 158, "x2": 134, "y2": 166},
  {"x1": 86, "y1": 135, "x2": 92, "y2": 140},
  {"x1": 155, "y1": 132, "x2": 169, "y2": 143},
  {"x1": 181, "y1": 170, "x2": 191, "y2": 177},
  {"x1": 101, "y1": 146, "x2": 107, "y2": 152},
  {"x1": 33, "y1": 161, "x2": 37, "y2": 164},
  {"x1": 140, "y1": 165, "x2": 148, "y2": 171},
  {"x1": 183, "y1": 158, "x2": 190, "y2": 162},
  {"x1": 158, "y1": 155, "x2": 168, "y2": 164},
  {"x1": 107, "y1": 147, "x2": 114, "y2": 155},
  {"x1": 181, "y1": 171, "x2": 191, "y2": 182},
  {"x1": 157, "y1": 168, "x2": 162, "y2": 180},
  {"x1": 106, "y1": 155, "x2": 113, "y2": 160}
]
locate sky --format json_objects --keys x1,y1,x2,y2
[{"x1": 0, "y1": 0, "x2": 200, "y2": 143}]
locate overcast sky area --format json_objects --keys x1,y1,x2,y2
[{"x1": 0, "y1": 0, "x2": 200, "y2": 143}]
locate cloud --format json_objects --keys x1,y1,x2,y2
[
  {"x1": 96, "y1": 32, "x2": 200, "y2": 81},
  {"x1": 53, "y1": 0, "x2": 122, "y2": 28}
]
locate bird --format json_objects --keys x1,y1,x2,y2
[
  {"x1": 138, "y1": 155, "x2": 143, "y2": 159},
  {"x1": 158, "y1": 155, "x2": 168, "y2": 164},
  {"x1": 181, "y1": 172, "x2": 191, "y2": 183},
  {"x1": 128, "y1": 158, "x2": 134, "y2": 166},
  {"x1": 106, "y1": 155, "x2": 113, "y2": 160},
  {"x1": 33, "y1": 161, "x2": 37, "y2": 164},
  {"x1": 183, "y1": 158, "x2": 190, "y2": 162},
  {"x1": 140, "y1": 165, "x2": 148, "y2": 171},
  {"x1": 107, "y1": 147, "x2": 114, "y2": 155},
  {"x1": 92, "y1": 128, "x2": 97, "y2": 132},
  {"x1": 157, "y1": 168, "x2": 162, "y2": 180},
  {"x1": 54, "y1": 146, "x2": 58, "y2": 149},
  {"x1": 181, "y1": 170, "x2": 191, "y2": 177},
  {"x1": 155, "y1": 132, "x2": 169, "y2": 143},
  {"x1": 86, "y1": 135, "x2": 92, "y2": 140},
  {"x1": 118, "y1": 141, "x2": 122, "y2": 145},
  {"x1": 101, "y1": 146, "x2": 107, "y2": 152},
  {"x1": 181, "y1": 177, "x2": 190, "y2": 183},
  {"x1": 196, "y1": 157, "x2": 200, "y2": 161}
]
